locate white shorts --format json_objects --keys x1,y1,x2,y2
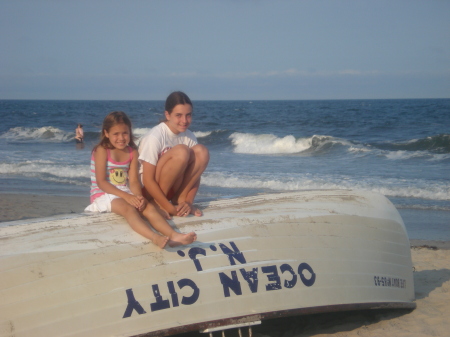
[{"x1": 84, "y1": 186, "x2": 132, "y2": 213}]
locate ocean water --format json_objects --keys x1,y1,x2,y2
[{"x1": 0, "y1": 99, "x2": 449, "y2": 240}]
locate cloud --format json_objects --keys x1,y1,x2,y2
[
  {"x1": 1, "y1": 66, "x2": 448, "y2": 100},
  {"x1": 168, "y1": 72, "x2": 198, "y2": 78},
  {"x1": 211, "y1": 68, "x2": 381, "y2": 79}
]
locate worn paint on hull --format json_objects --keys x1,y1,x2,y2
[{"x1": 0, "y1": 190, "x2": 415, "y2": 337}]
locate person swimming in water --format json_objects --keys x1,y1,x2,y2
[{"x1": 75, "y1": 124, "x2": 84, "y2": 143}]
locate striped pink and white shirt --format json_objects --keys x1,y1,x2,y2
[{"x1": 89, "y1": 146, "x2": 133, "y2": 202}]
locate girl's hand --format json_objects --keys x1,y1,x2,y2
[
  {"x1": 136, "y1": 195, "x2": 147, "y2": 212},
  {"x1": 176, "y1": 201, "x2": 191, "y2": 217},
  {"x1": 123, "y1": 194, "x2": 142, "y2": 209}
]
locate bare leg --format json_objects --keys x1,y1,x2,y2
[
  {"x1": 173, "y1": 144, "x2": 209, "y2": 203},
  {"x1": 176, "y1": 144, "x2": 209, "y2": 216},
  {"x1": 155, "y1": 144, "x2": 209, "y2": 217},
  {"x1": 141, "y1": 201, "x2": 197, "y2": 247},
  {"x1": 155, "y1": 145, "x2": 191, "y2": 197},
  {"x1": 111, "y1": 198, "x2": 169, "y2": 248},
  {"x1": 183, "y1": 179, "x2": 203, "y2": 216}
]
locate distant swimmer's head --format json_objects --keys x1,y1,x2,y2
[{"x1": 164, "y1": 91, "x2": 193, "y2": 135}]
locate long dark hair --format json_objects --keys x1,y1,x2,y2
[
  {"x1": 94, "y1": 111, "x2": 137, "y2": 150},
  {"x1": 163, "y1": 91, "x2": 192, "y2": 121}
]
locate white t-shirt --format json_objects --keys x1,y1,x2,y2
[{"x1": 138, "y1": 122, "x2": 198, "y2": 178}]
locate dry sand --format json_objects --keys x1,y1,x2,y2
[{"x1": 1, "y1": 193, "x2": 449, "y2": 337}]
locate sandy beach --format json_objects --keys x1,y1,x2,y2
[
  {"x1": 0, "y1": 193, "x2": 88, "y2": 222},
  {"x1": 1, "y1": 193, "x2": 449, "y2": 337}
]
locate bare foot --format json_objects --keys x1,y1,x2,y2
[
  {"x1": 168, "y1": 231, "x2": 197, "y2": 247},
  {"x1": 190, "y1": 205, "x2": 203, "y2": 217},
  {"x1": 153, "y1": 235, "x2": 169, "y2": 249}
]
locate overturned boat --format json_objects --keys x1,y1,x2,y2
[{"x1": 0, "y1": 189, "x2": 415, "y2": 337}]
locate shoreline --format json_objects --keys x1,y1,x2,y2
[
  {"x1": 0, "y1": 193, "x2": 89, "y2": 223},
  {"x1": 410, "y1": 239, "x2": 450, "y2": 250},
  {"x1": 1, "y1": 193, "x2": 448, "y2": 250}
]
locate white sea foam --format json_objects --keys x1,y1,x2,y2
[
  {"x1": 227, "y1": 131, "x2": 450, "y2": 161},
  {"x1": 133, "y1": 128, "x2": 214, "y2": 140},
  {"x1": 0, "y1": 161, "x2": 89, "y2": 182},
  {"x1": 346, "y1": 143, "x2": 449, "y2": 161},
  {"x1": 383, "y1": 150, "x2": 450, "y2": 161},
  {"x1": 193, "y1": 131, "x2": 213, "y2": 138},
  {"x1": 0, "y1": 126, "x2": 73, "y2": 142},
  {"x1": 229, "y1": 132, "x2": 359, "y2": 155},
  {"x1": 384, "y1": 150, "x2": 432, "y2": 160},
  {"x1": 346, "y1": 143, "x2": 448, "y2": 162},
  {"x1": 230, "y1": 132, "x2": 312, "y2": 154},
  {"x1": 201, "y1": 172, "x2": 450, "y2": 202},
  {"x1": 132, "y1": 127, "x2": 151, "y2": 140},
  {"x1": 348, "y1": 145, "x2": 372, "y2": 154}
]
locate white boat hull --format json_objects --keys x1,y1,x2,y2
[{"x1": 0, "y1": 190, "x2": 415, "y2": 337}]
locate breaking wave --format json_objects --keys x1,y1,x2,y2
[
  {"x1": 0, "y1": 160, "x2": 90, "y2": 186},
  {"x1": 201, "y1": 172, "x2": 450, "y2": 202},
  {"x1": 227, "y1": 132, "x2": 450, "y2": 161},
  {"x1": 132, "y1": 128, "x2": 217, "y2": 142},
  {"x1": 375, "y1": 134, "x2": 450, "y2": 154},
  {"x1": 0, "y1": 126, "x2": 74, "y2": 142},
  {"x1": 0, "y1": 126, "x2": 102, "y2": 143},
  {"x1": 229, "y1": 133, "x2": 350, "y2": 154}
]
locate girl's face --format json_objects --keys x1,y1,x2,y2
[
  {"x1": 105, "y1": 123, "x2": 130, "y2": 150},
  {"x1": 164, "y1": 104, "x2": 192, "y2": 134}
]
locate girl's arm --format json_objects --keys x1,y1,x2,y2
[
  {"x1": 142, "y1": 161, "x2": 177, "y2": 215},
  {"x1": 128, "y1": 149, "x2": 142, "y2": 195},
  {"x1": 128, "y1": 149, "x2": 146, "y2": 211},
  {"x1": 94, "y1": 147, "x2": 142, "y2": 209}
]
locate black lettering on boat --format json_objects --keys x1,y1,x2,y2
[
  {"x1": 219, "y1": 270, "x2": 242, "y2": 297},
  {"x1": 261, "y1": 265, "x2": 282, "y2": 291},
  {"x1": 373, "y1": 275, "x2": 406, "y2": 288},
  {"x1": 219, "y1": 242, "x2": 247, "y2": 266},
  {"x1": 239, "y1": 267, "x2": 259, "y2": 293},
  {"x1": 280, "y1": 263, "x2": 297, "y2": 288},
  {"x1": 178, "y1": 278, "x2": 200, "y2": 305},
  {"x1": 122, "y1": 288, "x2": 147, "y2": 318},
  {"x1": 150, "y1": 284, "x2": 171, "y2": 311},
  {"x1": 298, "y1": 263, "x2": 316, "y2": 287},
  {"x1": 188, "y1": 247, "x2": 207, "y2": 271},
  {"x1": 149, "y1": 279, "x2": 201, "y2": 312},
  {"x1": 167, "y1": 281, "x2": 179, "y2": 307}
]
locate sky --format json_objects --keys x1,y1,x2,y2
[{"x1": 1, "y1": 0, "x2": 449, "y2": 100}]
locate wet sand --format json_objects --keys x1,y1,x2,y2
[
  {"x1": 1, "y1": 193, "x2": 449, "y2": 337},
  {"x1": 0, "y1": 193, "x2": 88, "y2": 222}
]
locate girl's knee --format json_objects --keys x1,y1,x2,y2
[
  {"x1": 192, "y1": 144, "x2": 210, "y2": 164},
  {"x1": 112, "y1": 199, "x2": 136, "y2": 216},
  {"x1": 143, "y1": 202, "x2": 157, "y2": 214},
  {"x1": 171, "y1": 144, "x2": 191, "y2": 162}
]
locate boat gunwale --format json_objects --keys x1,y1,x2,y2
[{"x1": 132, "y1": 301, "x2": 417, "y2": 336}]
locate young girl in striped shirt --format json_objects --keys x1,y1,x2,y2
[{"x1": 85, "y1": 111, "x2": 196, "y2": 248}]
